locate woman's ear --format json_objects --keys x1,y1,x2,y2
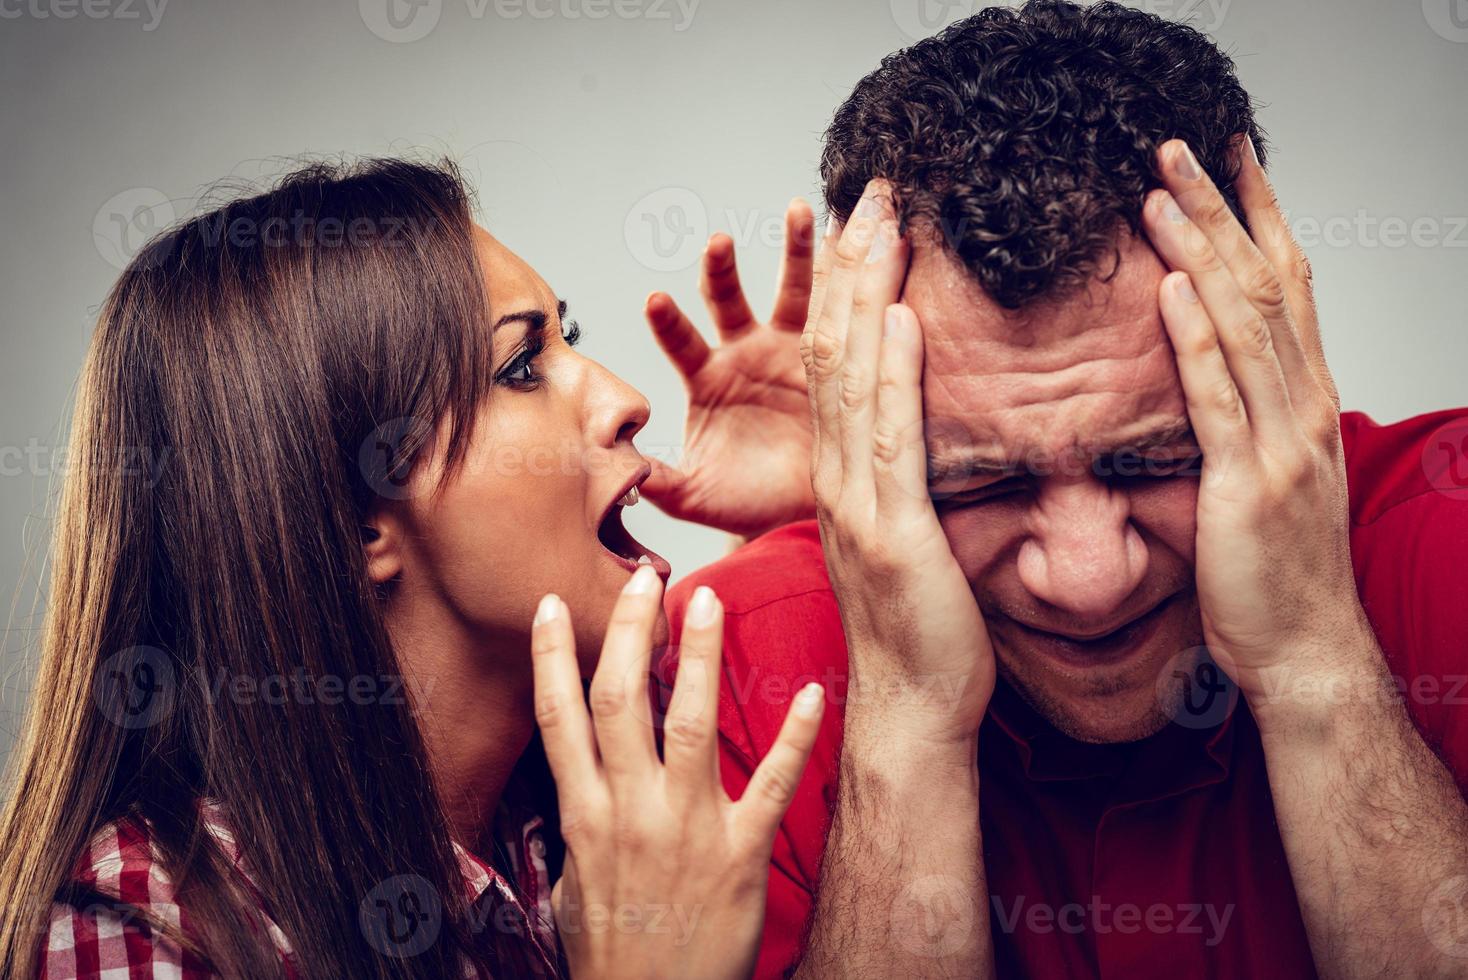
[{"x1": 362, "y1": 509, "x2": 406, "y2": 585}]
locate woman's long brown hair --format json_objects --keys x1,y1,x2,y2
[{"x1": 0, "y1": 158, "x2": 523, "y2": 977}]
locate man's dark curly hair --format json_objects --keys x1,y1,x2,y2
[{"x1": 821, "y1": 0, "x2": 1266, "y2": 309}]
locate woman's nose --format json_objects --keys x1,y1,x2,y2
[{"x1": 584, "y1": 360, "x2": 650, "y2": 448}]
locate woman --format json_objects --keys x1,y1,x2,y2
[{"x1": 0, "y1": 157, "x2": 825, "y2": 978}]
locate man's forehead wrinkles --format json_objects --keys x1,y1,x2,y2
[
  {"x1": 923, "y1": 386, "x2": 1180, "y2": 447},
  {"x1": 925, "y1": 412, "x2": 1193, "y2": 476},
  {"x1": 908, "y1": 233, "x2": 1187, "y2": 486},
  {"x1": 925, "y1": 308, "x2": 1168, "y2": 361},
  {"x1": 920, "y1": 334, "x2": 1173, "y2": 420},
  {"x1": 926, "y1": 359, "x2": 1165, "y2": 403}
]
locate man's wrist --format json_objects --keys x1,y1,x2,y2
[
  {"x1": 841, "y1": 705, "x2": 981, "y2": 785},
  {"x1": 842, "y1": 647, "x2": 990, "y2": 745},
  {"x1": 1245, "y1": 634, "x2": 1398, "y2": 746},
  {"x1": 837, "y1": 725, "x2": 981, "y2": 847}
]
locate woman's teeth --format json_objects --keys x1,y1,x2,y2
[{"x1": 618, "y1": 485, "x2": 641, "y2": 508}]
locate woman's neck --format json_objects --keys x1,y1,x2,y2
[{"x1": 386, "y1": 595, "x2": 536, "y2": 858}]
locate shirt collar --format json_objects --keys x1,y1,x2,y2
[
  {"x1": 455, "y1": 768, "x2": 553, "y2": 907},
  {"x1": 983, "y1": 677, "x2": 1239, "y2": 803},
  {"x1": 453, "y1": 840, "x2": 514, "y2": 903},
  {"x1": 454, "y1": 773, "x2": 562, "y2": 977}
]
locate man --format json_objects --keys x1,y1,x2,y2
[{"x1": 659, "y1": 2, "x2": 1468, "y2": 977}]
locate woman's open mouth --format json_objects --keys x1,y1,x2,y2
[{"x1": 596, "y1": 478, "x2": 672, "y2": 580}]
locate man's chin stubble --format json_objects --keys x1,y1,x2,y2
[{"x1": 995, "y1": 650, "x2": 1179, "y2": 745}]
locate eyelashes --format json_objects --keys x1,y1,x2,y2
[
  {"x1": 493, "y1": 317, "x2": 584, "y2": 390},
  {"x1": 495, "y1": 336, "x2": 545, "y2": 388}
]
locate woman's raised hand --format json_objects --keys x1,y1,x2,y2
[
  {"x1": 641, "y1": 200, "x2": 817, "y2": 539},
  {"x1": 530, "y1": 566, "x2": 824, "y2": 980}
]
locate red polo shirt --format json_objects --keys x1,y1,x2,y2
[{"x1": 662, "y1": 409, "x2": 1468, "y2": 979}]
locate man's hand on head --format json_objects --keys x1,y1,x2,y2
[
  {"x1": 801, "y1": 179, "x2": 994, "y2": 755},
  {"x1": 1140, "y1": 135, "x2": 1376, "y2": 724},
  {"x1": 1144, "y1": 136, "x2": 1468, "y2": 980},
  {"x1": 793, "y1": 180, "x2": 997, "y2": 980}
]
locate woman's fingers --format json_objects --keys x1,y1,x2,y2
[
  {"x1": 645, "y1": 291, "x2": 712, "y2": 381},
  {"x1": 649, "y1": 202, "x2": 814, "y2": 373},
  {"x1": 770, "y1": 198, "x2": 816, "y2": 331},
  {"x1": 638, "y1": 456, "x2": 693, "y2": 515},
  {"x1": 1143, "y1": 187, "x2": 1294, "y2": 443},
  {"x1": 550, "y1": 853, "x2": 581, "y2": 927},
  {"x1": 586, "y1": 565, "x2": 664, "y2": 790},
  {"x1": 734, "y1": 682, "x2": 825, "y2": 845},
  {"x1": 661, "y1": 586, "x2": 725, "y2": 798},
  {"x1": 873, "y1": 304, "x2": 931, "y2": 517},
  {"x1": 531, "y1": 594, "x2": 603, "y2": 806},
  {"x1": 701, "y1": 234, "x2": 757, "y2": 340},
  {"x1": 1157, "y1": 271, "x2": 1250, "y2": 460}
]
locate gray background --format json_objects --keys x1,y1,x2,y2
[{"x1": 1, "y1": 0, "x2": 1465, "y2": 767}]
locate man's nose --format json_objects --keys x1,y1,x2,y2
[{"x1": 1016, "y1": 477, "x2": 1149, "y2": 620}]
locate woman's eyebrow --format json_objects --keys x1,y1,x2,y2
[
  {"x1": 491, "y1": 300, "x2": 566, "y2": 335},
  {"x1": 492, "y1": 308, "x2": 548, "y2": 333}
]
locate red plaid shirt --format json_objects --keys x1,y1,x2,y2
[{"x1": 41, "y1": 796, "x2": 561, "y2": 979}]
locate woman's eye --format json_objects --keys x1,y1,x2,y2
[{"x1": 495, "y1": 343, "x2": 543, "y2": 387}]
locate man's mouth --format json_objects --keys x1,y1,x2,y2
[
  {"x1": 1003, "y1": 594, "x2": 1179, "y2": 668},
  {"x1": 596, "y1": 468, "x2": 672, "y2": 580}
]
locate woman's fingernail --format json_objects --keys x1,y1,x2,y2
[
  {"x1": 1177, "y1": 275, "x2": 1199, "y2": 304},
  {"x1": 624, "y1": 564, "x2": 659, "y2": 595},
  {"x1": 794, "y1": 682, "x2": 824, "y2": 718},
  {"x1": 1244, "y1": 135, "x2": 1260, "y2": 167},
  {"x1": 534, "y1": 594, "x2": 562, "y2": 626},
  {"x1": 686, "y1": 585, "x2": 719, "y2": 627},
  {"x1": 853, "y1": 195, "x2": 878, "y2": 221},
  {"x1": 1174, "y1": 143, "x2": 1203, "y2": 181}
]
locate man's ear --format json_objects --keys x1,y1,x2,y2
[{"x1": 362, "y1": 508, "x2": 406, "y2": 585}]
